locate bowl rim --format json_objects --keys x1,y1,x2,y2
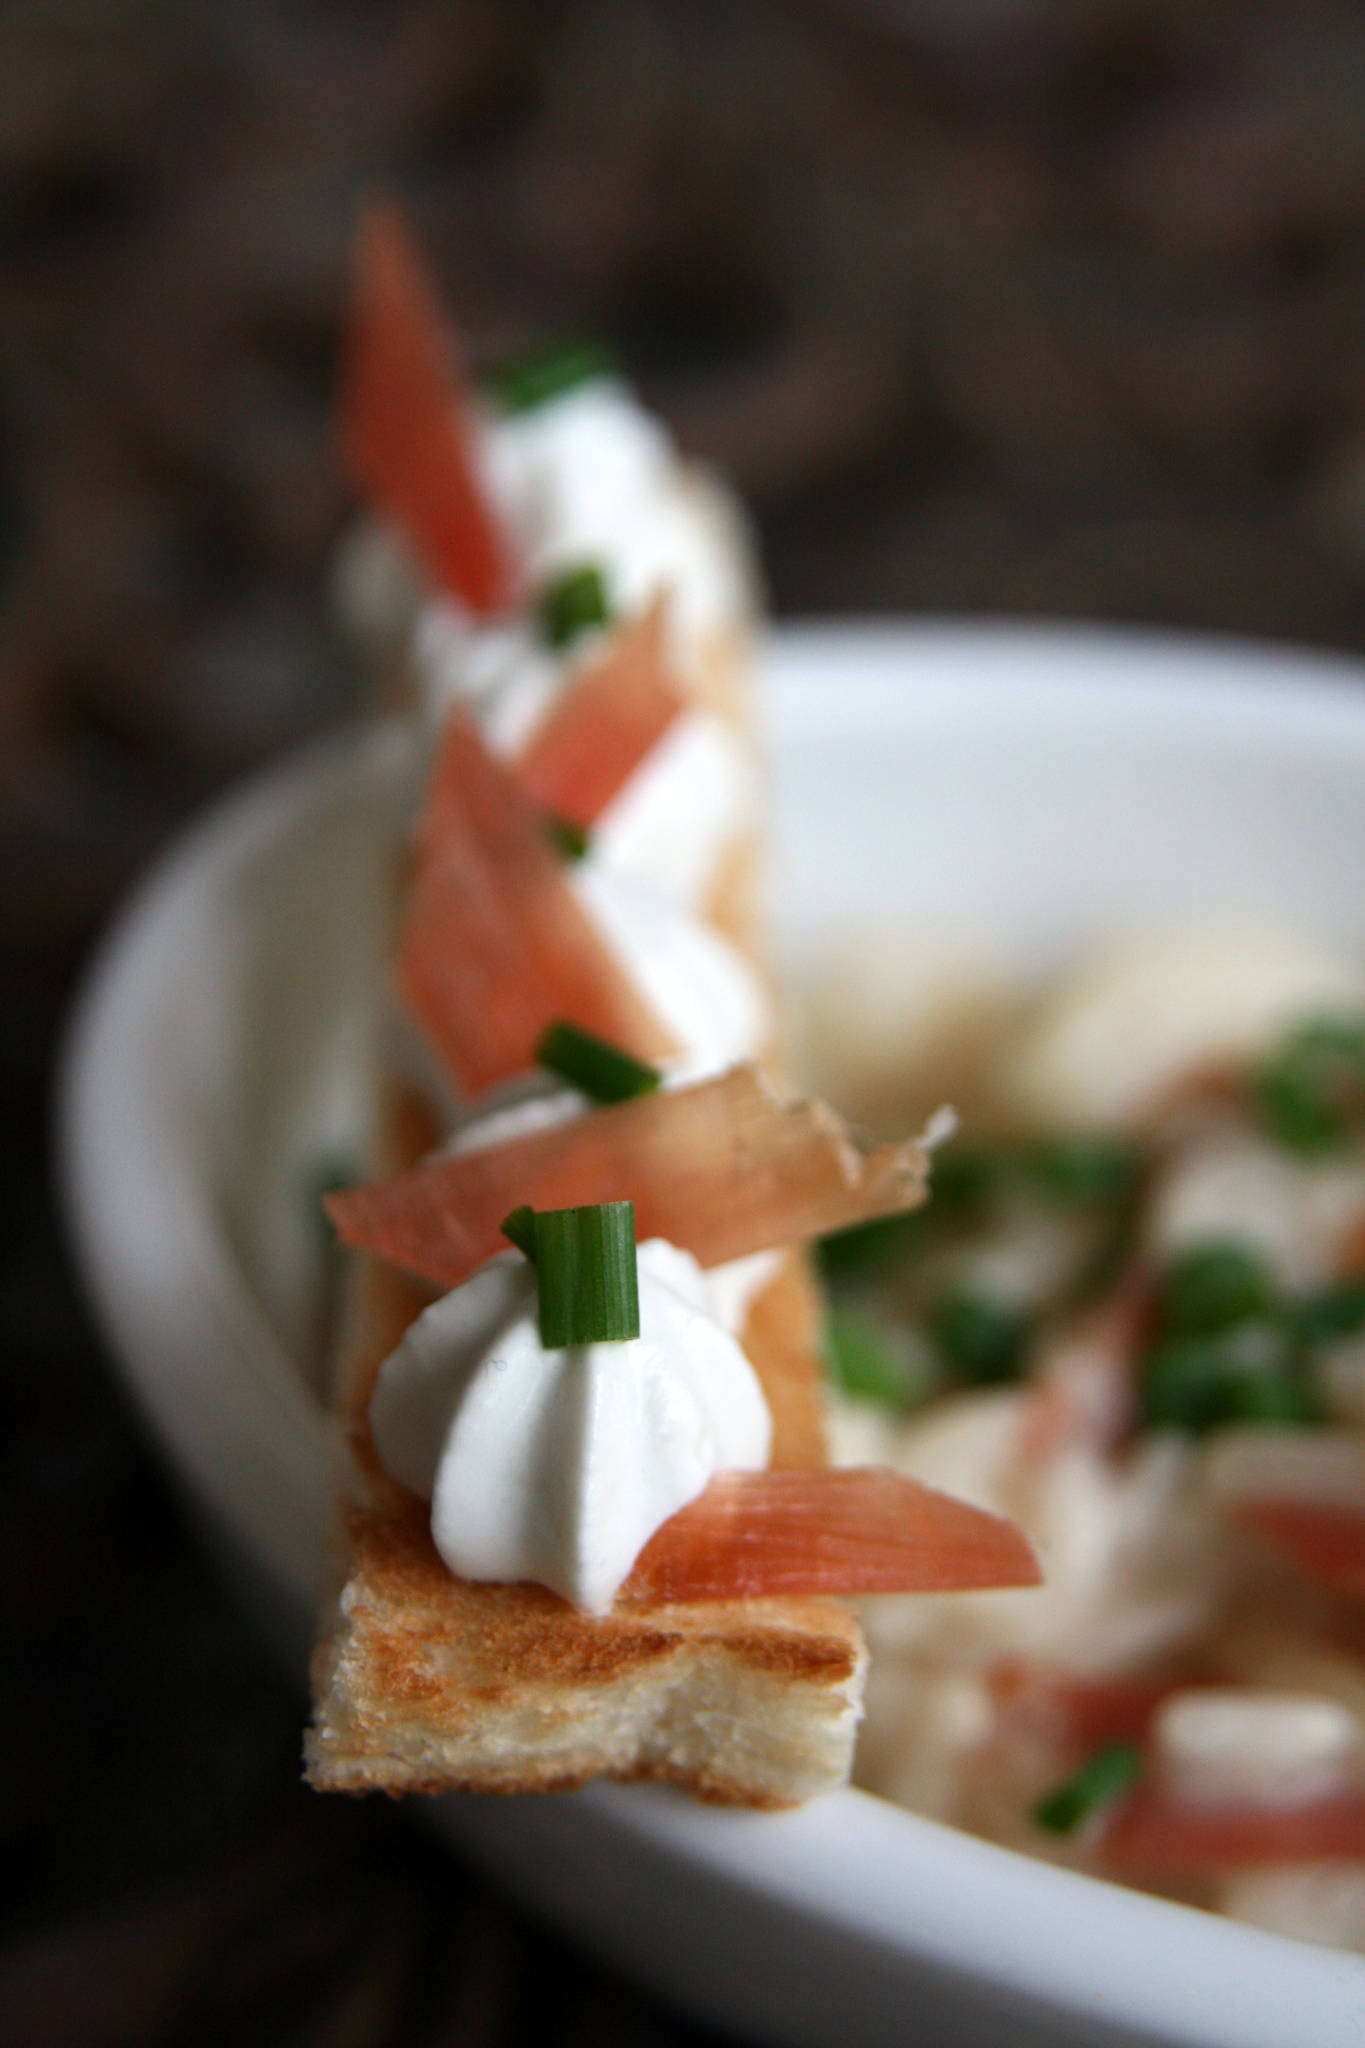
[{"x1": 57, "y1": 620, "x2": 1365, "y2": 2047}]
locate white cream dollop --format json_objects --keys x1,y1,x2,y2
[
  {"x1": 570, "y1": 861, "x2": 767, "y2": 1074},
  {"x1": 476, "y1": 377, "x2": 754, "y2": 652},
  {"x1": 369, "y1": 1238, "x2": 772, "y2": 1612}
]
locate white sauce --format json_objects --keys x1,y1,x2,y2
[
  {"x1": 369, "y1": 1238, "x2": 772, "y2": 1612},
  {"x1": 1005, "y1": 932, "x2": 1365, "y2": 1130},
  {"x1": 1152, "y1": 1691, "x2": 1363, "y2": 1810}
]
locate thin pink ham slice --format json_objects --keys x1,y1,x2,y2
[
  {"x1": 1101, "y1": 1783, "x2": 1365, "y2": 1875},
  {"x1": 396, "y1": 710, "x2": 677, "y2": 1093},
  {"x1": 1233, "y1": 1499, "x2": 1365, "y2": 1602},
  {"x1": 618, "y1": 1467, "x2": 1041, "y2": 1605},
  {"x1": 342, "y1": 201, "x2": 514, "y2": 615},
  {"x1": 329, "y1": 1063, "x2": 931, "y2": 1287},
  {"x1": 517, "y1": 599, "x2": 687, "y2": 829}
]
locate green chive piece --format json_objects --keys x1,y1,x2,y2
[
  {"x1": 484, "y1": 337, "x2": 616, "y2": 414},
  {"x1": 544, "y1": 814, "x2": 590, "y2": 862},
  {"x1": 1291, "y1": 1278, "x2": 1365, "y2": 1345},
  {"x1": 501, "y1": 1205, "x2": 539, "y2": 1261},
  {"x1": 1033, "y1": 1743, "x2": 1143, "y2": 1837},
  {"x1": 818, "y1": 1210, "x2": 925, "y2": 1280},
  {"x1": 535, "y1": 1019, "x2": 661, "y2": 1106},
  {"x1": 929, "y1": 1143, "x2": 1017, "y2": 1222},
  {"x1": 308, "y1": 1152, "x2": 359, "y2": 1245},
  {"x1": 1254, "y1": 1016, "x2": 1365, "y2": 1156},
  {"x1": 1027, "y1": 1135, "x2": 1141, "y2": 1209},
  {"x1": 1139, "y1": 1322, "x2": 1317, "y2": 1435},
  {"x1": 539, "y1": 563, "x2": 611, "y2": 650},
  {"x1": 534, "y1": 1201, "x2": 640, "y2": 1347},
  {"x1": 824, "y1": 1310, "x2": 927, "y2": 1411},
  {"x1": 1159, "y1": 1241, "x2": 1279, "y2": 1337},
  {"x1": 927, "y1": 1288, "x2": 1029, "y2": 1386}
]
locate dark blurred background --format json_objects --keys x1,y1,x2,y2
[{"x1": 8, "y1": 2, "x2": 1365, "y2": 2040}]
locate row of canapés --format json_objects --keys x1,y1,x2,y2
[{"x1": 317, "y1": 205, "x2": 1040, "y2": 1626}]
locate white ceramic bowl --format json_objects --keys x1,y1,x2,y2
[{"x1": 59, "y1": 623, "x2": 1365, "y2": 2048}]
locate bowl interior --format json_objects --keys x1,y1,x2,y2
[{"x1": 59, "y1": 623, "x2": 1365, "y2": 2048}]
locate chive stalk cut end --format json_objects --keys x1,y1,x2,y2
[
  {"x1": 535, "y1": 1019, "x2": 661, "y2": 1105},
  {"x1": 501, "y1": 1205, "x2": 538, "y2": 1261},
  {"x1": 485, "y1": 337, "x2": 616, "y2": 414},
  {"x1": 1032, "y1": 1742, "x2": 1143, "y2": 1837},
  {"x1": 534, "y1": 1201, "x2": 640, "y2": 1347},
  {"x1": 539, "y1": 563, "x2": 611, "y2": 650}
]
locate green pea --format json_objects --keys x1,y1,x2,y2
[
  {"x1": 1254, "y1": 1016, "x2": 1365, "y2": 1157},
  {"x1": 824, "y1": 1310, "x2": 927, "y2": 1411},
  {"x1": 927, "y1": 1288, "x2": 1029, "y2": 1386},
  {"x1": 1158, "y1": 1241, "x2": 1279, "y2": 1337},
  {"x1": 1139, "y1": 1322, "x2": 1315, "y2": 1434},
  {"x1": 1290, "y1": 1278, "x2": 1365, "y2": 1345},
  {"x1": 1027, "y1": 1135, "x2": 1140, "y2": 1209}
]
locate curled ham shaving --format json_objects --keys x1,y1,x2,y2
[
  {"x1": 342, "y1": 201, "x2": 514, "y2": 615},
  {"x1": 618, "y1": 1467, "x2": 1041, "y2": 1605},
  {"x1": 989, "y1": 1660, "x2": 1184, "y2": 1749},
  {"x1": 1233, "y1": 1500, "x2": 1365, "y2": 1602},
  {"x1": 328, "y1": 1063, "x2": 932, "y2": 1287},
  {"x1": 1100, "y1": 1783, "x2": 1365, "y2": 1876},
  {"x1": 396, "y1": 710, "x2": 677, "y2": 1093},
  {"x1": 516, "y1": 599, "x2": 687, "y2": 829}
]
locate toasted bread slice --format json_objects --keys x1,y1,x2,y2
[{"x1": 305, "y1": 1239, "x2": 866, "y2": 1805}]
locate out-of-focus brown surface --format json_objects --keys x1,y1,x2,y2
[{"x1": 8, "y1": 2, "x2": 1365, "y2": 2040}]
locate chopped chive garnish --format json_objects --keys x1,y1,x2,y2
[
  {"x1": 544, "y1": 814, "x2": 590, "y2": 862},
  {"x1": 818, "y1": 1209, "x2": 925, "y2": 1280},
  {"x1": 1138, "y1": 1322, "x2": 1317, "y2": 1434},
  {"x1": 1158, "y1": 1241, "x2": 1278, "y2": 1338},
  {"x1": 484, "y1": 337, "x2": 616, "y2": 414},
  {"x1": 824, "y1": 1310, "x2": 926, "y2": 1410},
  {"x1": 501, "y1": 1205, "x2": 539, "y2": 1261},
  {"x1": 535, "y1": 1019, "x2": 661, "y2": 1105},
  {"x1": 1033, "y1": 1742, "x2": 1143, "y2": 1837},
  {"x1": 1254, "y1": 1016, "x2": 1365, "y2": 1156},
  {"x1": 534, "y1": 1201, "x2": 640, "y2": 1347},
  {"x1": 930, "y1": 1143, "x2": 1016, "y2": 1221},
  {"x1": 539, "y1": 563, "x2": 611, "y2": 650},
  {"x1": 1290, "y1": 1277, "x2": 1365, "y2": 1345},
  {"x1": 1027, "y1": 1135, "x2": 1140, "y2": 1209},
  {"x1": 927, "y1": 1288, "x2": 1029, "y2": 1386}
]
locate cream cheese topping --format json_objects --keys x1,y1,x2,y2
[
  {"x1": 369, "y1": 1238, "x2": 773, "y2": 1612},
  {"x1": 569, "y1": 862, "x2": 766, "y2": 1073},
  {"x1": 474, "y1": 377, "x2": 754, "y2": 652}
]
